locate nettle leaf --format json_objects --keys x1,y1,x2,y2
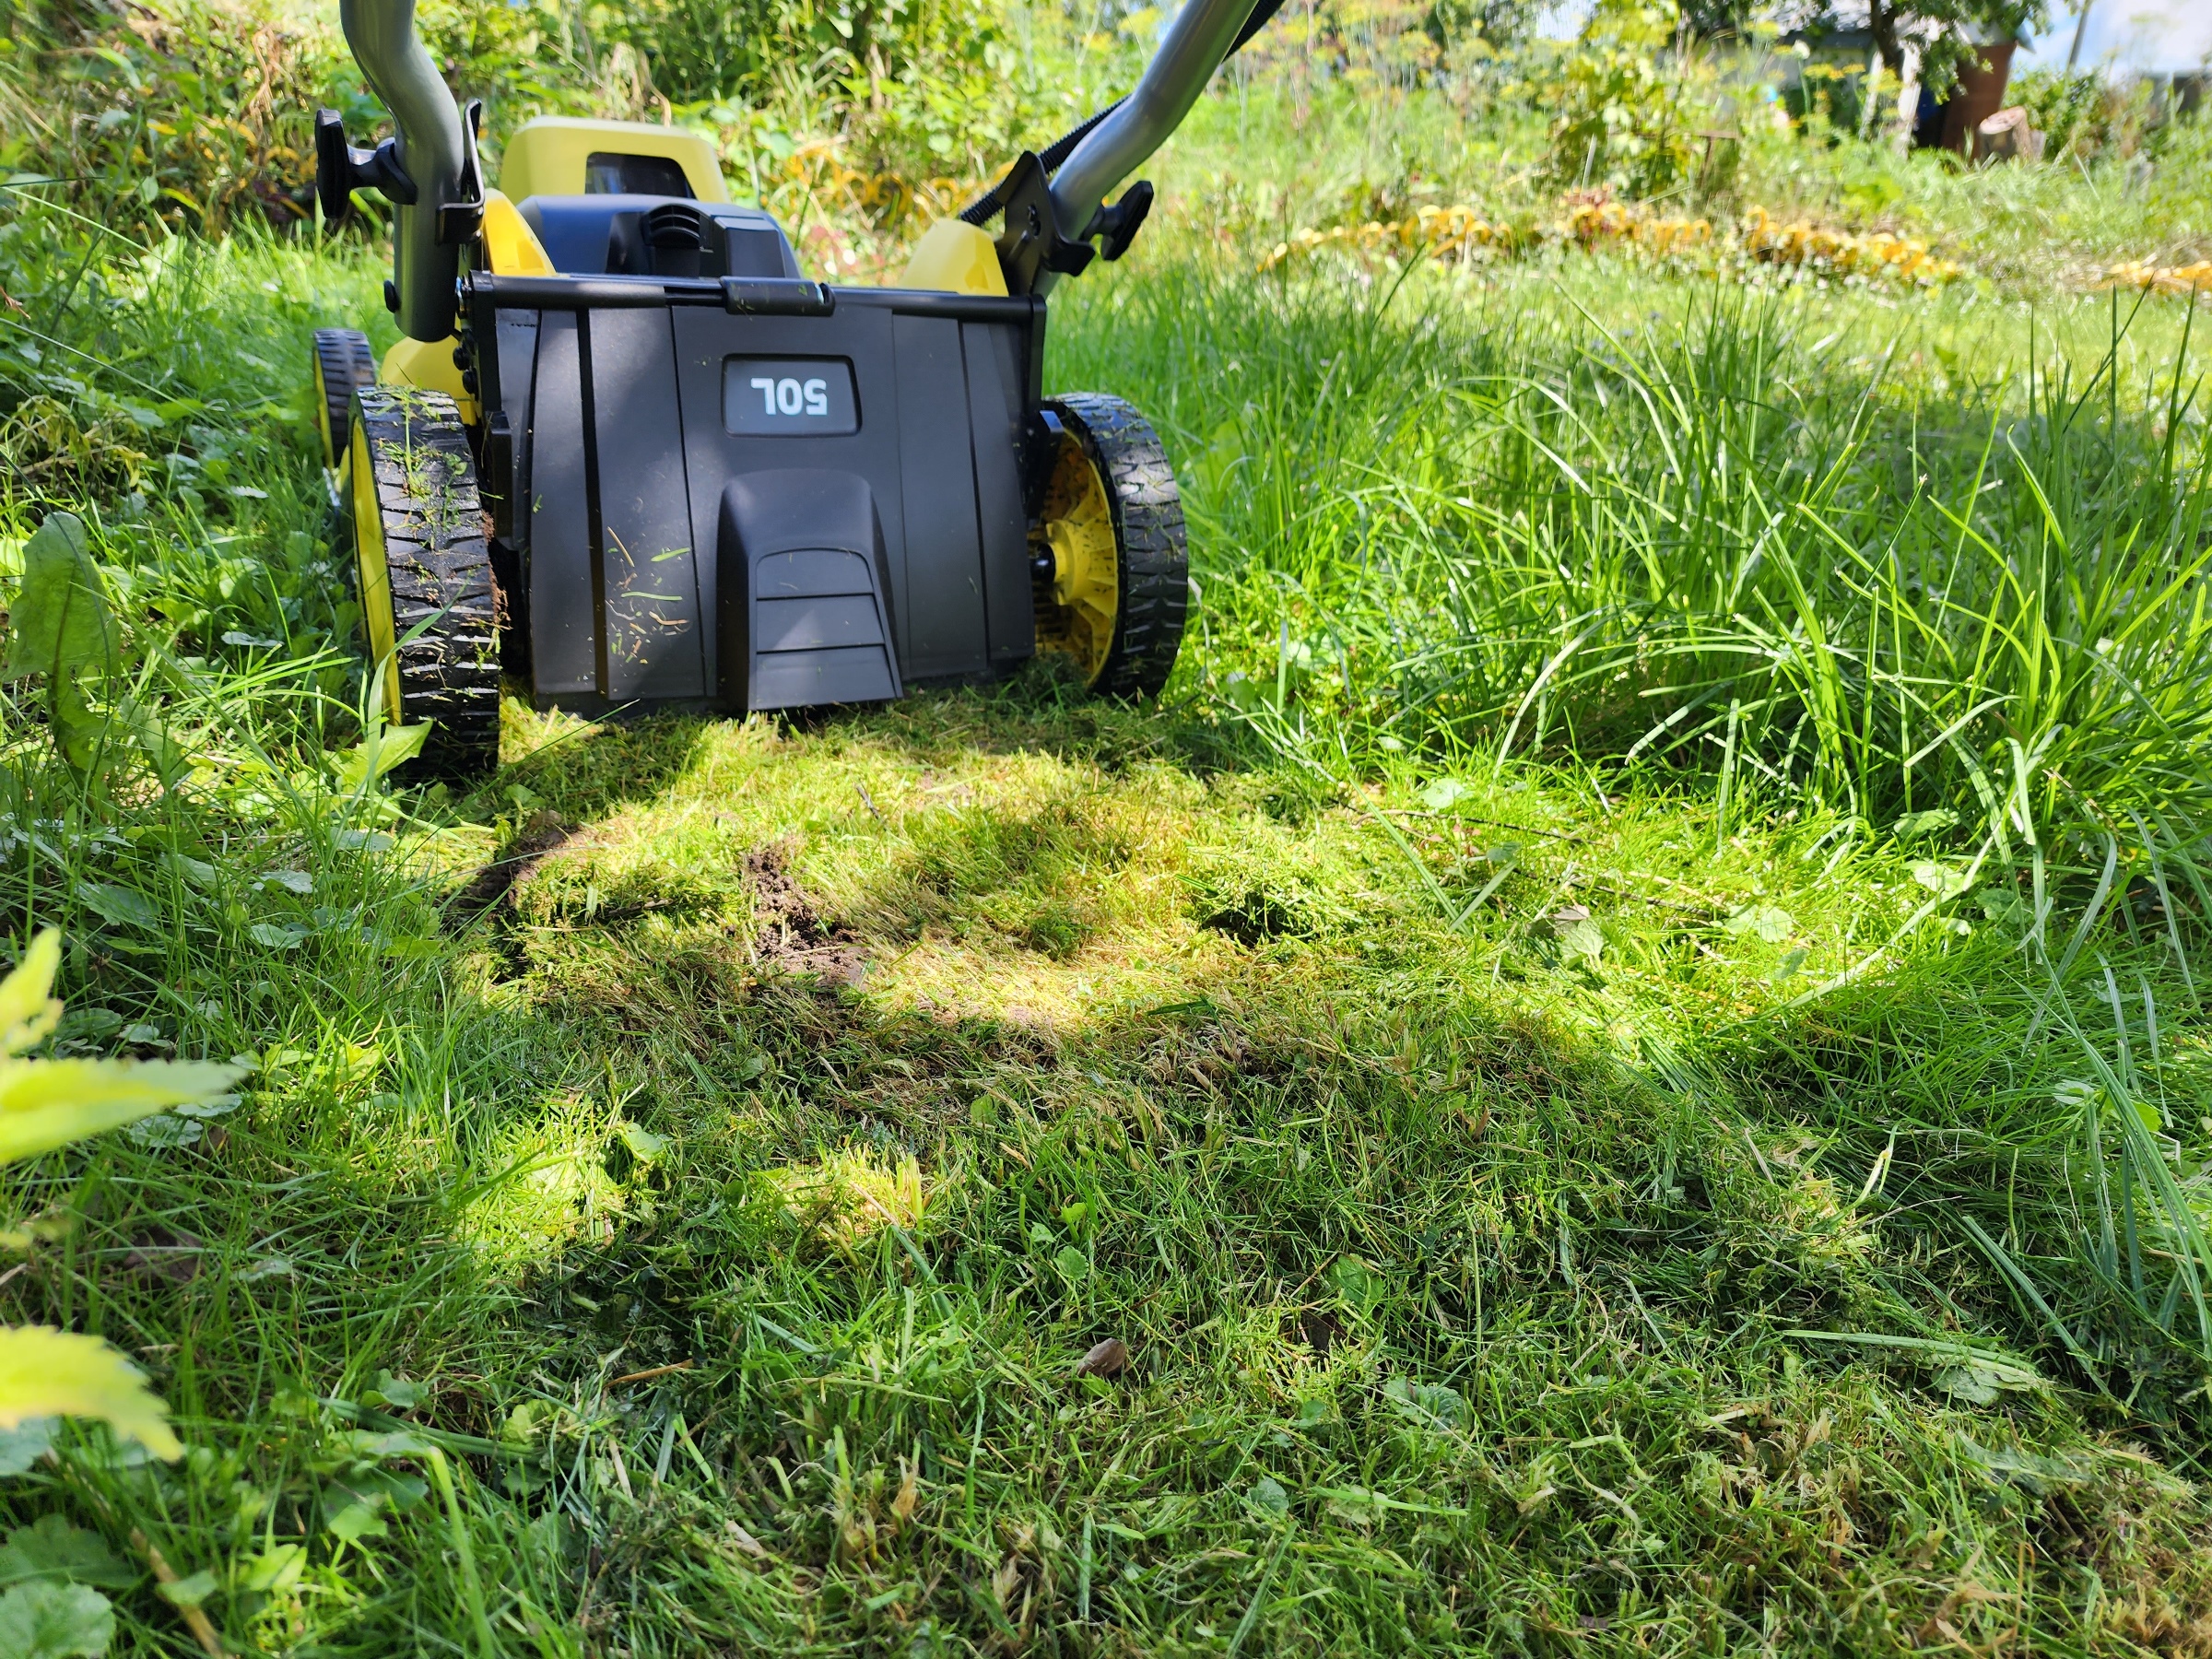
[
  {"x1": 0, "y1": 1056, "x2": 245, "y2": 1164},
  {"x1": 0, "y1": 933, "x2": 64, "y2": 1058},
  {"x1": 3, "y1": 515, "x2": 119, "y2": 684},
  {"x1": 0, "y1": 929, "x2": 240, "y2": 1159},
  {"x1": 0, "y1": 1515, "x2": 137, "y2": 1590},
  {"x1": 0, "y1": 1580, "x2": 115, "y2": 1659},
  {"x1": 0, "y1": 1328, "x2": 181, "y2": 1462}
]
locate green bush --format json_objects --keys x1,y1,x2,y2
[
  {"x1": 0, "y1": 0, "x2": 337, "y2": 236},
  {"x1": 0, "y1": 0, "x2": 1113, "y2": 243},
  {"x1": 1545, "y1": 0, "x2": 1705, "y2": 198}
]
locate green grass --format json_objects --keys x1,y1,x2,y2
[{"x1": 8, "y1": 59, "x2": 2212, "y2": 1658}]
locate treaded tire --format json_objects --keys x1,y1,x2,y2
[
  {"x1": 347, "y1": 385, "x2": 500, "y2": 777},
  {"x1": 1043, "y1": 393, "x2": 1189, "y2": 700},
  {"x1": 312, "y1": 328, "x2": 377, "y2": 470}
]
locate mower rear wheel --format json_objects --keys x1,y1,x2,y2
[
  {"x1": 1035, "y1": 394, "x2": 1188, "y2": 699},
  {"x1": 347, "y1": 385, "x2": 501, "y2": 776},
  {"x1": 312, "y1": 328, "x2": 377, "y2": 471}
]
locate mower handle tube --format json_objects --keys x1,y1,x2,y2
[
  {"x1": 1034, "y1": 0, "x2": 1261, "y2": 297},
  {"x1": 341, "y1": 0, "x2": 470, "y2": 341}
]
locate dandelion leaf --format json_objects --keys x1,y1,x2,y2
[
  {"x1": 3, "y1": 515, "x2": 118, "y2": 683},
  {"x1": 335, "y1": 724, "x2": 430, "y2": 791}
]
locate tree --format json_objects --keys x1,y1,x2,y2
[
  {"x1": 1677, "y1": 0, "x2": 1761, "y2": 39},
  {"x1": 1780, "y1": 0, "x2": 2048, "y2": 96},
  {"x1": 1425, "y1": 0, "x2": 1550, "y2": 53}
]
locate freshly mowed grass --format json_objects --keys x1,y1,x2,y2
[
  {"x1": 6, "y1": 192, "x2": 2212, "y2": 1652},
  {"x1": 6, "y1": 681, "x2": 2209, "y2": 1653}
]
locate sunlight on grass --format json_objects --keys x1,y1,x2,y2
[
  {"x1": 758, "y1": 1147, "x2": 929, "y2": 1244},
  {"x1": 454, "y1": 1098, "x2": 627, "y2": 1263}
]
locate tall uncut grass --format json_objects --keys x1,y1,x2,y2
[{"x1": 1061, "y1": 256, "x2": 2212, "y2": 917}]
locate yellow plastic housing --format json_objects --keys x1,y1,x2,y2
[
  {"x1": 897, "y1": 218, "x2": 1008, "y2": 296},
  {"x1": 379, "y1": 336, "x2": 478, "y2": 426},
  {"x1": 348, "y1": 418, "x2": 403, "y2": 724},
  {"x1": 479, "y1": 189, "x2": 554, "y2": 276},
  {"x1": 498, "y1": 117, "x2": 729, "y2": 205}
]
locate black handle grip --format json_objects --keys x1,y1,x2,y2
[
  {"x1": 1088, "y1": 181, "x2": 1155, "y2": 263},
  {"x1": 721, "y1": 278, "x2": 837, "y2": 317},
  {"x1": 313, "y1": 108, "x2": 417, "y2": 227}
]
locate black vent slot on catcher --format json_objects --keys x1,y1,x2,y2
[
  {"x1": 717, "y1": 470, "x2": 900, "y2": 712},
  {"x1": 642, "y1": 201, "x2": 712, "y2": 277}
]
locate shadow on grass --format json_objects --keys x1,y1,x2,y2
[
  {"x1": 14, "y1": 676, "x2": 2211, "y2": 1656},
  {"x1": 432, "y1": 705, "x2": 2212, "y2": 1651}
]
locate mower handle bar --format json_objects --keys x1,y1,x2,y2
[
  {"x1": 1035, "y1": 0, "x2": 1266, "y2": 293},
  {"x1": 341, "y1": 0, "x2": 1273, "y2": 329},
  {"x1": 341, "y1": 0, "x2": 474, "y2": 341}
]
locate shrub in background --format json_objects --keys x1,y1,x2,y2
[
  {"x1": 0, "y1": 0, "x2": 1113, "y2": 244},
  {"x1": 1546, "y1": 0, "x2": 1708, "y2": 199},
  {"x1": 0, "y1": 0, "x2": 336, "y2": 235}
]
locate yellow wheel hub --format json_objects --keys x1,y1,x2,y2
[
  {"x1": 312, "y1": 355, "x2": 337, "y2": 472},
  {"x1": 348, "y1": 416, "x2": 403, "y2": 725},
  {"x1": 1034, "y1": 432, "x2": 1118, "y2": 685}
]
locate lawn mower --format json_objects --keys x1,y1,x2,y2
[{"x1": 309, "y1": 0, "x2": 1286, "y2": 773}]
